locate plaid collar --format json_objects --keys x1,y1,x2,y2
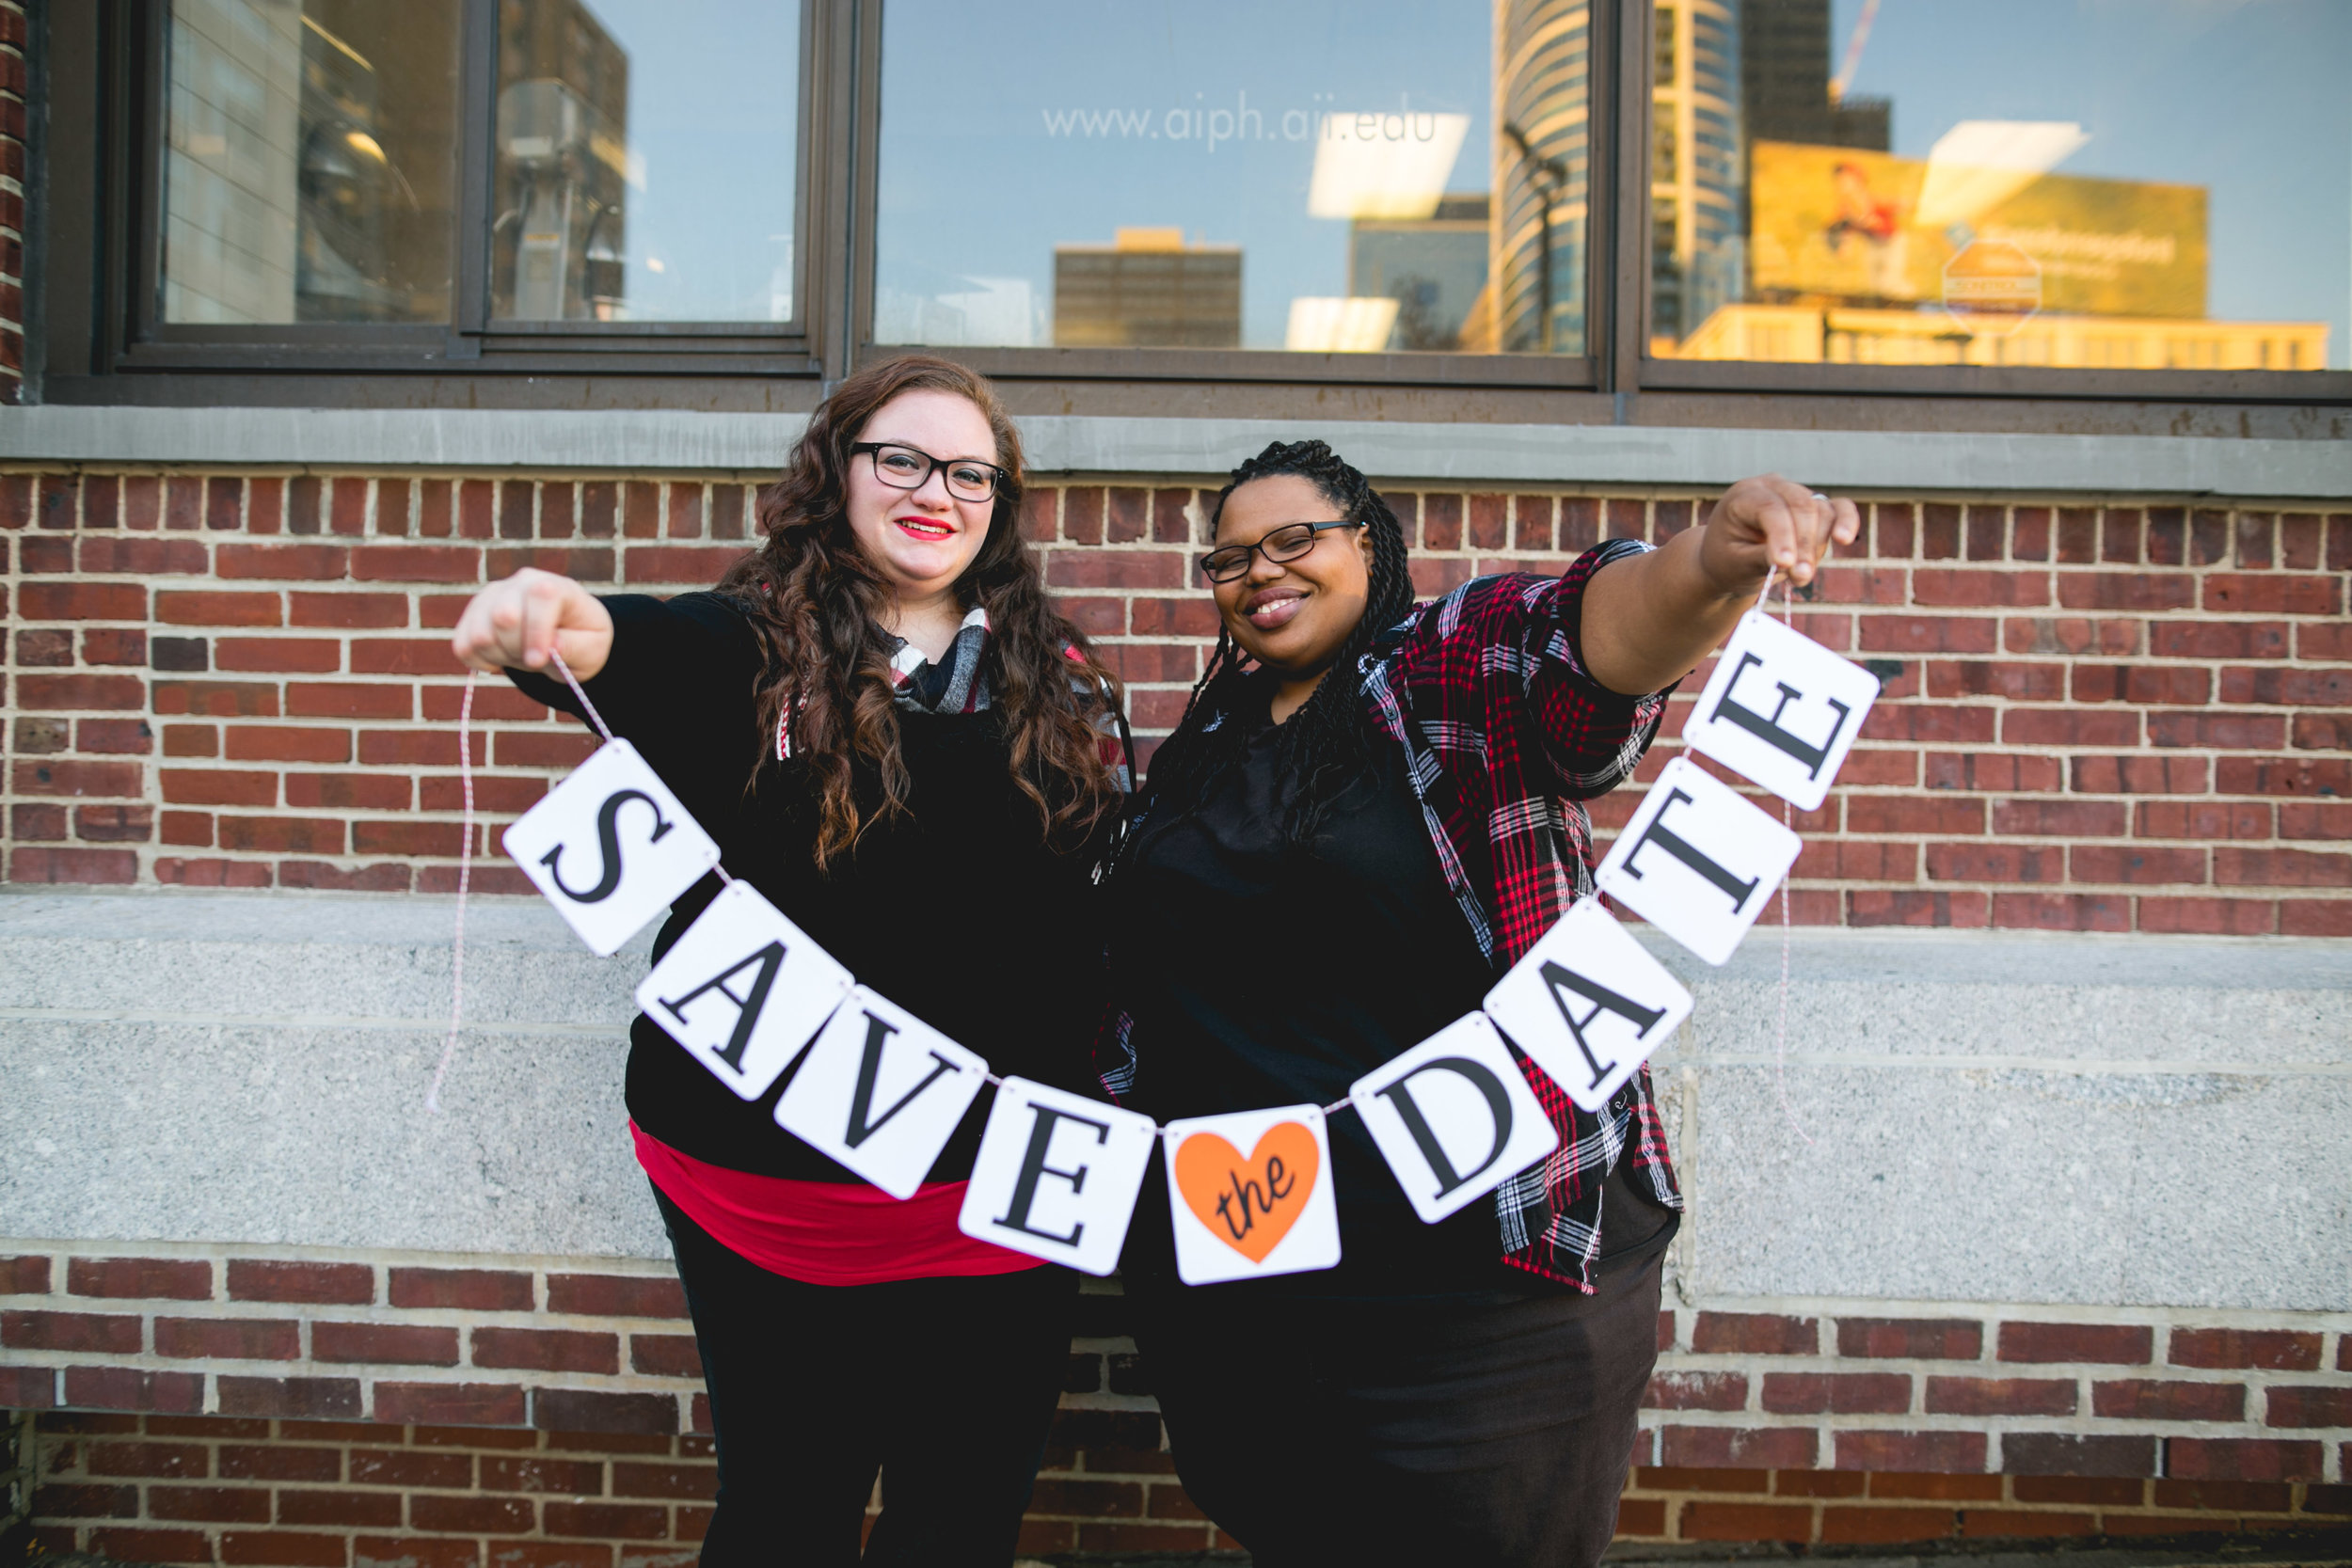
[{"x1": 887, "y1": 605, "x2": 993, "y2": 715}]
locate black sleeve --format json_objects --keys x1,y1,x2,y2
[{"x1": 506, "y1": 593, "x2": 770, "y2": 828}]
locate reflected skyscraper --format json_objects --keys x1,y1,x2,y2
[
  {"x1": 1650, "y1": 0, "x2": 1741, "y2": 344},
  {"x1": 1491, "y1": 0, "x2": 1591, "y2": 355},
  {"x1": 1053, "y1": 229, "x2": 1242, "y2": 349}
]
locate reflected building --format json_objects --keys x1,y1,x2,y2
[
  {"x1": 1053, "y1": 229, "x2": 1242, "y2": 349},
  {"x1": 164, "y1": 0, "x2": 457, "y2": 324},
  {"x1": 494, "y1": 0, "x2": 630, "y2": 321},
  {"x1": 1740, "y1": 0, "x2": 1888, "y2": 150},
  {"x1": 1491, "y1": 0, "x2": 1591, "y2": 355},
  {"x1": 1650, "y1": 0, "x2": 1741, "y2": 345},
  {"x1": 1349, "y1": 194, "x2": 1491, "y2": 352}
]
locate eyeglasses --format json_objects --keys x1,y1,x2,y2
[
  {"x1": 850, "y1": 441, "x2": 1009, "y2": 503},
  {"x1": 1199, "y1": 519, "x2": 1364, "y2": 583}
]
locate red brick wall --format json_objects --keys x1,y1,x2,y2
[
  {"x1": 23, "y1": 1411, "x2": 2349, "y2": 1567},
  {"x1": 6, "y1": 1243, "x2": 2351, "y2": 1563},
  {"x1": 3, "y1": 469, "x2": 2348, "y2": 927}
]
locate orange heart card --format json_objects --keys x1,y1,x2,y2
[{"x1": 1162, "y1": 1104, "x2": 1342, "y2": 1285}]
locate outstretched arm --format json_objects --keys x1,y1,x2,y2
[{"x1": 1581, "y1": 475, "x2": 1861, "y2": 696}]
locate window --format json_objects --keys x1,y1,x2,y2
[
  {"x1": 43, "y1": 0, "x2": 2351, "y2": 406},
  {"x1": 1646, "y1": 0, "x2": 2352, "y2": 373},
  {"x1": 489, "y1": 0, "x2": 801, "y2": 325},
  {"x1": 134, "y1": 0, "x2": 806, "y2": 353},
  {"x1": 871, "y1": 0, "x2": 1594, "y2": 359},
  {"x1": 162, "y1": 0, "x2": 461, "y2": 325}
]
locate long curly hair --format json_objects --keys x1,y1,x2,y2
[
  {"x1": 717, "y1": 355, "x2": 1123, "y2": 869},
  {"x1": 1133, "y1": 438, "x2": 1415, "y2": 848}
]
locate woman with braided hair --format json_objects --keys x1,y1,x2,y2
[{"x1": 1106, "y1": 439, "x2": 1858, "y2": 1567}]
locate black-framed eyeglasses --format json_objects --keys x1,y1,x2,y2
[
  {"x1": 1199, "y1": 519, "x2": 1364, "y2": 583},
  {"x1": 850, "y1": 441, "x2": 1009, "y2": 503}
]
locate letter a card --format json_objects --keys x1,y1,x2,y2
[
  {"x1": 635, "y1": 880, "x2": 853, "y2": 1101},
  {"x1": 1351, "y1": 1013, "x2": 1559, "y2": 1224},
  {"x1": 1482, "y1": 898, "x2": 1693, "y2": 1113},
  {"x1": 1593, "y1": 756, "x2": 1801, "y2": 965},
  {"x1": 774, "y1": 986, "x2": 990, "y2": 1197},
  {"x1": 1163, "y1": 1105, "x2": 1341, "y2": 1286},
  {"x1": 959, "y1": 1078, "x2": 1158, "y2": 1276},
  {"x1": 1682, "y1": 611, "x2": 1880, "y2": 811},
  {"x1": 503, "y1": 738, "x2": 721, "y2": 956}
]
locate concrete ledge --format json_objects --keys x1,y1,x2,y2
[
  {"x1": 0, "y1": 891, "x2": 2344, "y2": 1307},
  {"x1": 3, "y1": 405, "x2": 2348, "y2": 497}
]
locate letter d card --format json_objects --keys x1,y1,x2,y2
[{"x1": 1352, "y1": 1013, "x2": 1559, "y2": 1224}]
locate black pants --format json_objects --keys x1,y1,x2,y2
[
  {"x1": 1130, "y1": 1254, "x2": 1663, "y2": 1568},
  {"x1": 654, "y1": 1186, "x2": 1078, "y2": 1567}
]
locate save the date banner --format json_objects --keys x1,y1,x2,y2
[{"x1": 495, "y1": 609, "x2": 1875, "y2": 1283}]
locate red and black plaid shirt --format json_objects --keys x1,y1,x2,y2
[{"x1": 1360, "y1": 538, "x2": 1682, "y2": 1290}]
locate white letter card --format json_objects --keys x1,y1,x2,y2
[
  {"x1": 635, "y1": 880, "x2": 853, "y2": 1101},
  {"x1": 503, "y1": 738, "x2": 722, "y2": 957},
  {"x1": 773, "y1": 986, "x2": 990, "y2": 1198},
  {"x1": 1593, "y1": 757, "x2": 1802, "y2": 966},
  {"x1": 1482, "y1": 897, "x2": 1694, "y2": 1112},
  {"x1": 1163, "y1": 1104, "x2": 1342, "y2": 1286},
  {"x1": 1351, "y1": 1013, "x2": 1561, "y2": 1224},
  {"x1": 958, "y1": 1077, "x2": 1158, "y2": 1276},
  {"x1": 1682, "y1": 611, "x2": 1880, "y2": 811}
]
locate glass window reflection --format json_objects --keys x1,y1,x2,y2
[
  {"x1": 162, "y1": 0, "x2": 460, "y2": 325},
  {"x1": 491, "y1": 0, "x2": 801, "y2": 324},
  {"x1": 875, "y1": 0, "x2": 1593, "y2": 356},
  {"x1": 1649, "y1": 0, "x2": 2350, "y2": 372}
]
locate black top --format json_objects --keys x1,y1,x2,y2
[
  {"x1": 1112, "y1": 678, "x2": 1676, "y2": 1296},
  {"x1": 510, "y1": 593, "x2": 1110, "y2": 1181}
]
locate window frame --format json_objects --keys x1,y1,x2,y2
[
  {"x1": 32, "y1": 0, "x2": 2352, "y2": 413},
  {"x1": 71, "y1": 0, "x2": 835, "y2": 384}
]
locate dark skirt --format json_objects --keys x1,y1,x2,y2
[{"x1": 1130, "y1": 1254, "x2": 1664, "y2": 1568}]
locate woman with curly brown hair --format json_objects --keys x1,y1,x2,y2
[{"x1": 451, "y1": 355, "x2": 1127, "y2": 1566}]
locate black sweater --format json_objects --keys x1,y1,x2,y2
[{"x1": 509, "y1": 593, "x2": 1111, "y2": 1181}]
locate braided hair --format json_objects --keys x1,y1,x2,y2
[{"x1": 1133, "y1": 439, "x2": 1416, "y2": 851}]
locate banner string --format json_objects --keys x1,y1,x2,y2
[
  {"x1": 424, "y1": 671, "x2": 477, "y2": 1115},
  {"x1": 1758, "y1": 562, "x2": 1816, "y2": 1148}
]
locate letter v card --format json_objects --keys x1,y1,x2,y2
[
  {"x1": 773, "y1": 987, "x2": 989, "y2": 1197},
  {"x1": 1351, "y1": 1013, "x2": 1559, "y2": 1224},
  {"x1": 1482, "y1": 898, "x2": 1692, "y2": 1113},
  {"x1": 635, "y1": 880, "x2": 853, "y2": 1101},
  {"x1": 503, "y1": 738, "x2": 720, "y2": 956},
  {"x1": 1682, "y1": 611, "x2": 1880, "y2": 812},
  {"x1": 1163, "y1": 1105, "x2": 1341, "y2": 1286}
]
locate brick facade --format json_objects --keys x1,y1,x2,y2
[
  {"x1": 2, "y1": 468, "x2": 2346, "y2": 927},
  {"x1": 7, "y1": 1243, "x2": 2350, "y2": 1563}
]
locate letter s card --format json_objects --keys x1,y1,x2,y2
[{"x1": 503, "y1": 738, "x2": 720, "y2": 956}]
